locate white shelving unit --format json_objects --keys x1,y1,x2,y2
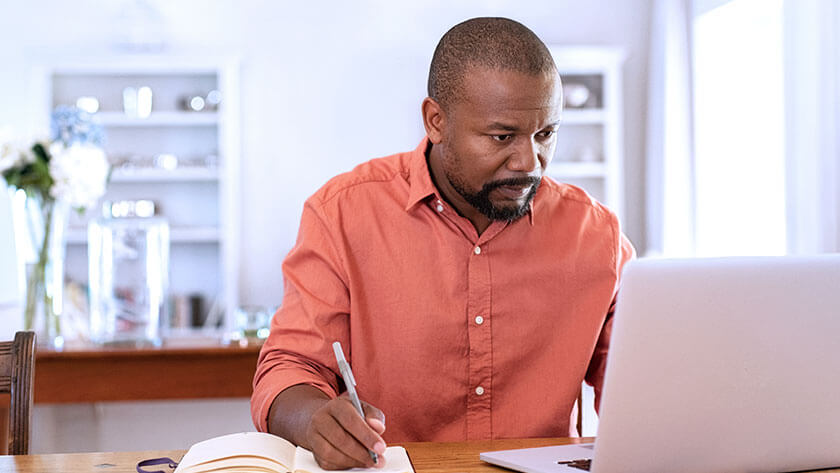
[
  {"x1": 549, "y1": 47, "x2": 625, "y2": 220},
  {"x1": 96, "y1": 111, "x2": 220, "y2": 127},
  {"x1": 34, "y1": 56, "x2": 241, "y2": 334},
  {"x1": 549, "y1": 47, "x2": 625, "y2": 437}
]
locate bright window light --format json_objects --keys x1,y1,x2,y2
[{"x1": 693, "y1": 0, "x2": 786, "y2": 256}]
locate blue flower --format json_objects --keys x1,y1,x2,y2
[{"x1": 50, "y1": 105, "x2": 105, "y2": 147}]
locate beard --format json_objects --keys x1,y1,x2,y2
[{"x1": 448, "y1": 173, "x2": 541, "y2": 222}]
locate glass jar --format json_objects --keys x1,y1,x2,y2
[{"x1": 88, "y1": 200, "x2": 169, "y2": 346}]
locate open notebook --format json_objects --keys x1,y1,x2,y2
[{"x1": 174, "y1": 432, "x2": 414, "y2": 473}]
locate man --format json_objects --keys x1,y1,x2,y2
[{"x1": 252, "y1": 17, "x2": 635, "y2": 470}]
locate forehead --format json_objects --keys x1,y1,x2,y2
[{"x1": 452, "y1": 66, "x2": 563, "y2": 123}]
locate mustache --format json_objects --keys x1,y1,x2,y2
[{"x1": 483, "y1": 176, "x2": 541, "y2": 191}]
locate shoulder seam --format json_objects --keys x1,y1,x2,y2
[
  {"x1": 315, "y1": 161, "x2": 410, "y2": 206},
  {"x1": 540, "y1": 180, "x2": 613, "y2": 220},
  {"x1": 318, "y1": 169, "x2": 408, "y2": 206}
]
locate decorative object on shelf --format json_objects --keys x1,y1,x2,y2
[
  {"x1": 75, "y1": 96, "x2": 100, "y2": 114},
  {"x1": 123, "y1": 86, "x2": 153, "y2": 118},
  {"x1": 205, "y1": 89, "x2": 222, "y2": 110},
  {"x1": 180, "y1": 89, "x2": 222, "y2": 112},
  {"x1": 182, "y1": 94, "x2": 206, "y2": 112},
  {"x1": 228, "y1": 305, "x2": 271, "y2": 346},
  {"x1": 137, "y1": 86, "x2": 153, "y2": 118},
  {"x1": 88, "y1": 199, "x2": 169, "y2": 347},
  {"x1": 1, "y1": 106, "x2": 109, "y2": 348},
  {"x1": 563, "y1": 83, "x2": 591, "y2": 108},
  {"x1": 154, "y1": 153, "x2": 179, "y2": 170},
  {"x1": 122, "y1": 87, "x2": 138, "y2": 116}
]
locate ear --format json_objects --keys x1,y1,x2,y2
[{"x1": 421, "y1": 97, "x2": 446, "y2": 144}]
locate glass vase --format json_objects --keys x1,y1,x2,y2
[
  {"x1": 11, "y1": 189, "x2": 70, "y2": 349},
  {"x1": 88, "y1": 208, "x2": 169, "y2": 347}
]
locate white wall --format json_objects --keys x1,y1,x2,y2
[
  {"x1": 0, "y1": 0, "x2": 652, "y2": 308},
  {"x1": 0, "y1": 0, "x2": 651, "y2": 452}
]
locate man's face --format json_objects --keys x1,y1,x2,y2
[{"x1": 436, "y1": 67, "x2": 563, "y2": 222}]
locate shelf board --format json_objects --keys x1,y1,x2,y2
[
  {"x1": 66, "y1": 226, "x2": 221, "y2": 245},
  {"x1": 110, "y1": 168, "x2": 220, "y2": 183},
  {"x1": 560, "y1": 109, "x2": 606, "y2": 125},
  {"x1": 548, "y1": 162, "x2": 608, "y2": 178},
  {"x1": 96, "y1": 111, "x2": 218, "y2": 126}
]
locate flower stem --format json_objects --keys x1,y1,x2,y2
[{"x1": 23, "y1": 199, "x2": 55, "y2": 332}]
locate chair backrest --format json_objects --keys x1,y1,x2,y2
[{"x1": 0, "y1": 331, "x2": 35, "y2": 455}]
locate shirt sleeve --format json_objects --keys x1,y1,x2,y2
[
  {"x1": 251, "y1": 198, "x2": 350, "y2": 432},
  {"x1": 585, "y1": 229, "x2": 636, "y2": 413}
]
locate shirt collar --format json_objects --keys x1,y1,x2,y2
[
  {"x1": 404, "y1": 136, "x2": 536, "y2": 226},
  {"x1": 405, "y1": 137, "x2": 439, "y2": 211}
]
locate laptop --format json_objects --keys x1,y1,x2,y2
[{"x1": 481, "y1": 255, "x2": 840, "y2": 473}]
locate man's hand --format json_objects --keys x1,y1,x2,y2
[
  {"x1": 267, "y1": 384, "x2": 387, "y2": 470},
  {"x1": 306, "y1": 396, "x2": 387, "y2": 470}
]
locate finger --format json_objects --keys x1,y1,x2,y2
[
  {"x1": 309, "y1": 408, "x2": 374, "y2": 469},
  {"x1": 362, "y1": 402, "x2": 387, "y2": 432},
  {"x1": 319, "y1": 407, "x2": 379, "y2": 467},
  {"x1": 332, "y1": 399, "x2": 385, "y2": 454},
  {"x1": 367, "y1": 417, "x2": 386, "y2": 436},
  {"x1": 310, "y1": 431, "x2": 364, "y2": 470}
]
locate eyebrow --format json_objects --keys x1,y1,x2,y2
[
  {"x1": 486, "y1": 121, "x2": 561, "y2": 132},
  {"x1": 486, "y1": 122, "x2": 519, "y2": 132}
]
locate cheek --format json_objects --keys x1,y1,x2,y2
[{"x1": 540, "y1": 140, "x2": 557, "y2": 167}]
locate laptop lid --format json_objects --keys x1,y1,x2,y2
[{"x1": 592, "y1": 255, "x2": 840, "y2": 473}]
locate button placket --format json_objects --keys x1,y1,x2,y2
[{"x1": 466, "y1": 239, "x2": 492, "y2": 439}]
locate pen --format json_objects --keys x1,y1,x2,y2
[{"x1": 332, "y1": 341, "x2": 379, "y2": 465}]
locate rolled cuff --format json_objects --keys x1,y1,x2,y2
[{"x1": 251, "y1": 357, "x2": 340, "y2": 432}]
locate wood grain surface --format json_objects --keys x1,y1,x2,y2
[
  {"x1": 34, "y1": 344, "x2": 261, "y2": 403},
  {"x1": 1, "y1": 438, "x2": 840, "y2": 473}
]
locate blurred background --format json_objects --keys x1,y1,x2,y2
[{"x1": 0, "y1": 0, "x2": 837, "y2": 454}]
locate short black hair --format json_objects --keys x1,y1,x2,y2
[{"x1": 428, "y1": 17, "x2": 557, "y2": 110}]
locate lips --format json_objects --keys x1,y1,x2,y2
[{"x1": 495, "y1": 184, "x2": 532, "y2": 199}]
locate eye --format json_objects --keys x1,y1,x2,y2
[
  {"x1": 491, "y1": 134, "x2": 513, "y2": 142},
  {"x1": 537, "y1": 129, "x2": 556, "y2": 139}
]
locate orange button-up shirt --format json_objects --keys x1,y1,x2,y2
[{"x1": 252, "y1": 138, "x2": 635, "y2": 441}]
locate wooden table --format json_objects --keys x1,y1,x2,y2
[
  {"x1": 34, "y1": 344, "x2": 262, "y2": 403},
  {"x1": 2, "y1": 438, "x2": 839, "y2": 473}
]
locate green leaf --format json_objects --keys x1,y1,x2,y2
[{"x1": 31, "y1": 142, "x2": 49, "y2": 164}]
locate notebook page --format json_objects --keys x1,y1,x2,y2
[
  {"x1": 175, "y1": 432, "x2": 296, "y2": 472},
  {"x1": 177, "y1": 455, "x2": 284, "y2": 473},
  {"x1": 292, "y1": 446, "x2": 414, "y2": 473}
]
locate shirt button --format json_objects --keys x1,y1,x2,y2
[
  {"x1": 474, "y1": 246, "x2": 481, "y2": 255},
  {"x1": 475, "y1": 315, "x2": 484, "y2": 325},
  {"x1": 475, "y1": 386, "x2": 485, "y2": 396},
  {"x1": 436, "y1": 204, "x2": 444, "y2": 212}
]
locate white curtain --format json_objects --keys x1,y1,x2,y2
[
  {"x1": 645, "y1": 0, "x2": 696, "y2": 257},
  {"x1": 784, "y1": 0, "x2": 840, "y2": 254}
]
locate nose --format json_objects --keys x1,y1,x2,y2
[{"x1": 506, "y1": 137, "x2": 542, "y2": 173}]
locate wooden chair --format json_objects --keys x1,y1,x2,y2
[{"x1": 0, "y1": 331, "x2": 35, "y2": 455}]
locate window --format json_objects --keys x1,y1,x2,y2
[{"x1": 692, "y1": 0, "x2": 786, "y2": 256}]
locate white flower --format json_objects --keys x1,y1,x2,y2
[
  {"x1": 0, "y1": 129, "x2": 33, "y2": 174},
  {"x1": 48, "y1": 143, "x2": 110, "y2": 209}
]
